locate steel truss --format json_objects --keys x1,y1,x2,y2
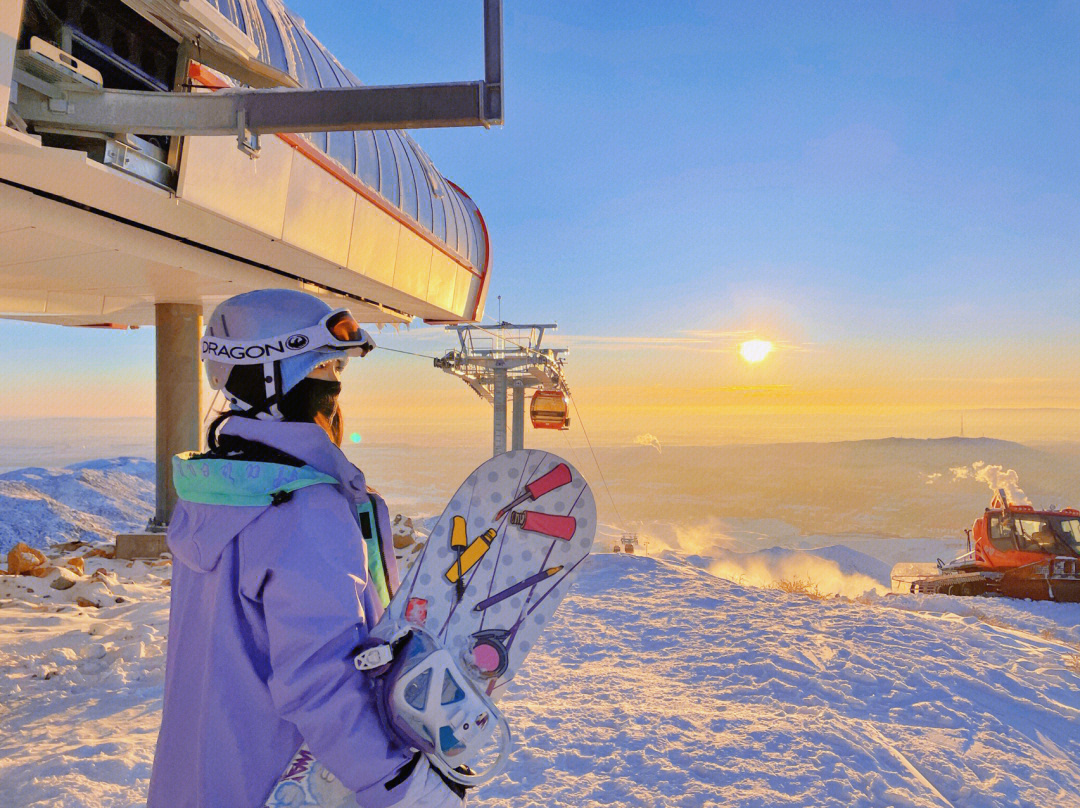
[{"x1": 435, "y1": 322, "x2": 569, "y2": 456}]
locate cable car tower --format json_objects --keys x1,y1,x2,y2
[{"x1": 435, "y1": 322, "x2": 570, "y2": 456}]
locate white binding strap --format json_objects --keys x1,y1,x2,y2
[
  {"x1": 354, "y1": 625, "x2": 412, "y2": 671},
  {"x1": 354, "y1": 643, "x2": 395, "y2": 671}
]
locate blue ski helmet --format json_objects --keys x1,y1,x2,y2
[{"x1": 202, "y1": 289, "x2": 375, "y2": 419}]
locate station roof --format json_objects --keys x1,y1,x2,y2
[
  {"x1": 198, "y1": 0, "x2": 488, "y2": 277},
  {"x1": 0, "y1": 0, "x2": 491, "y2": 327}
]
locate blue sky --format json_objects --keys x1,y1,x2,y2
[
  {"x1": 301, "y1": 0, "x2": 1079, "y2": 338},
  {"x1": 2, "y1": 1, "x2": 1078, "y2": 442}
]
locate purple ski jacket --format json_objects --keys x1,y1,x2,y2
[{"x1": 147, "y1": 417, "x2": 415, "y2": 808}]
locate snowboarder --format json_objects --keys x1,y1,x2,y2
[{"x1": 148, "y1": 289, "x2": 467, "y2": 808}]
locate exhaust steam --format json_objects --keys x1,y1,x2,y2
[
  {"x1": 633, "y1": 433, "x2": 663, "y2": 454},
  {"x1": 949, "y1": 462, "x2": 1032, "y2": 506}
]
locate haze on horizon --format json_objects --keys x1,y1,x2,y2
[{"x1": 2, "y1": 2, "x2": 1077, "y2": 450}]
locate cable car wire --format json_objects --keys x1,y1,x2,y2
[
  {"x1": 378, "y1": 346, "x2": 442, "y2": 360},
  {"x1": 563, "y1": 387, "x2": 628, "y2": 531}
]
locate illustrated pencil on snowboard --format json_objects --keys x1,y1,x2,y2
[{"x1": 264, "y1": 449, "x2": 596, "y2": 806}]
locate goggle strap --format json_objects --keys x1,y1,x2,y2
[
  {"x1": 218, "y1": 362, "x2": 284, "y2": 420},
  {"x1": 264, "y1": 360, "x2": 283, "y2": 417},
  {"x1": 201, "y1": 309, "x2": 373, "y2": 366}
]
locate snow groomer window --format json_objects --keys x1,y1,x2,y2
[
  {"x1": 988, "y1": 516, "x2": 1016, "y2": 551},
  {"x1": 1014, "y1": 518, "x2": 1055, "y2": 552}
]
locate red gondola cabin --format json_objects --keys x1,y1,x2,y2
[{"x1": 530, "y1": 390, "x2": 570, "y2": 430}]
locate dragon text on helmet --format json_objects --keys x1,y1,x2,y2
[{"x1": 201, "y1": 334, "x2": 309, "y2": 361}]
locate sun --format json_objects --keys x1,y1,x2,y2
[{"x1": 739, "y1": 339, "x2": 773, "y2": 363}]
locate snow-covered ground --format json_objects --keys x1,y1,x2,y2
[
  {"x1": 2, "y1": 459, "x2": 1079, "y2": 807},
  {"x1": 0, "y1": 552, "x2": 170, "y2": 807},
  {"x1": 481, "y1": 555, "x2": 1080, "y2": 808}
]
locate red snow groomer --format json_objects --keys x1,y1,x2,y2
[{"x1": 892, "y1": 489, "x2": 1080, "y2": 602}]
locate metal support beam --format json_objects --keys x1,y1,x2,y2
[
  {"x1": 511, "y1": 380, "x2": 524, "y2": 451},
  {"x1": 493, "y1": 363, "x2": 507, "y2": 457},
  {"x1": 483, "y1": 0, "x2": 503, "y2": 123},
  {"x1": 16, "y1": 80, "x2": 495, "y2": 137},
  {"x1": 153, "y1": 303, "x2": 202, "y2": 528}
]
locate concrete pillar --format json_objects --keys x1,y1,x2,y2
[
  {"x1": 154, "y1": 303, "x2": 202, "y2": 527},
  {"x1": 492, "y1": 363, "x2": 507, "y2": 457},
  {"x1": 1, "y1": 0, "x2": 25, "y2": 113},
  {"x1": 511, "y1": 380, "x2": 524, "y2": 451}
]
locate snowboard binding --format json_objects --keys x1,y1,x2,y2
[{"x1": 357, "y1": 627, "x2": 512, "y2": 787}]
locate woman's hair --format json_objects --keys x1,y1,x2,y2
[
  {"x1": 206, "y1": 369, "x2": 344, "y2": 454},
  {"x1": 314, "y1": 409, "x2": 344, "y2": 447}
]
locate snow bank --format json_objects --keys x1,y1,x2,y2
[
  {"x1": 677, "y1": 544, "x2": 890, "y2": 598},
  {"x1": 2, "y1": 547, "x2": 1079, "y2": 807},
  {"x1": 0, "y1": 547, "x2": 171, "y2": 807},
  {"x1": 628, "y1": 516, "x2": 961, "y2": 598}
]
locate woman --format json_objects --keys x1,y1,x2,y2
[{"x1": 148, "y1": 289, "x2": 464, "y2": 807}]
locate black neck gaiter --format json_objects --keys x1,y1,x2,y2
[{"x1": 279, "y1": 378, "x2": 342, "y2": 423}]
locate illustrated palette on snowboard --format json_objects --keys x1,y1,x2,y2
[{"x1": 265, "y1": 449, "x2": 595, "y2": 806}]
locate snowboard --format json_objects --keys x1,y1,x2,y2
[{"x1": 265, "y1": 449, "x2": 595, "y2": 806}]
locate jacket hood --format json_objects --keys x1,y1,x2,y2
[
  {"x1": 219, "y1": 417, "x2": 369, "y2": 502},
  {"x1": 168, "y1": 418, "x2": 368, "y2": 572}
]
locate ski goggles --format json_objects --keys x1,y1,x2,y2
[{"x1": 200, "y1": 308, "x2": 376, "y2": 366}]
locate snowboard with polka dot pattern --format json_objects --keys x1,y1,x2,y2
[{"x1": 375, "y1": 449, "x2": 595, "y2": 697}]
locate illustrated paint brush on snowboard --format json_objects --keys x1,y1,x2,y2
[{"x1": 265, "y1": 450, "x2": 595, "y2": 807}]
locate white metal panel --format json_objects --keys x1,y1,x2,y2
[
  {"x1": 0, "y1": 218, "x2": 30, "y2": 234},
  {"x1": 393, "y1": 227, "x2": 433, "y2": 302},
  {"x1": 101, "y1": 294, "x2": 150, "y2": 313},
  {"x1": 451, "y1": 265, "x2": 471, "y2": 318},
  {"x1": 46, "y1": 290, "x2": 105, "y2": 315},
  {"x1": 0, "y1": 129, "x2": 469, "y2": 324},
  {"x1": 177, "y1": 133, "x2": 295, "y2": 238},
  {"x1": 0, "y1": 247, "x2": 226, "y2": 300},
  {"x1": 0, "y1": 1, "x2": 22, "y2": 114},
  {"x1": 0, "y1": 227, "x2": 109, "y2": 267},
  {"x1": 347, "y1": 196, "x2": 400, "y2": 288},
  {"x1": 281, "y1": 153, "x2": 356, "y2": 267},
  {"x1": 466, "y1": 273, "x2": 484, "y2": 320},
  {"x1": 425, "y1": 250, "x2": 457, "y2": 313},
  {"x1": 0, "y1": 289, "x2": 46, "y2": 314}
]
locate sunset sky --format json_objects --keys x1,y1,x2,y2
[{"x1": 2, "y1": 1, "x2": 1078, "y2": 446}]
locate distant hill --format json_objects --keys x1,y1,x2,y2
[
  {"x1": 0, "y1": 458, "x2": 154, "y2": 553},
  {"x1": 596, "y1": 437, "x2": 1080, "y2": 538}
]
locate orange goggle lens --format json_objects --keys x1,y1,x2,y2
[{"x1": 327, "y1": 311, "x2": 361, "y2": 342}]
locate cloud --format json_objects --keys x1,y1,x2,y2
[
  {"x1": 633, "y1": 433, "x2": 662, "y2": 453},
  {"x1": 562, "y1": 330, "x2": 811, "y2": 354}
]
